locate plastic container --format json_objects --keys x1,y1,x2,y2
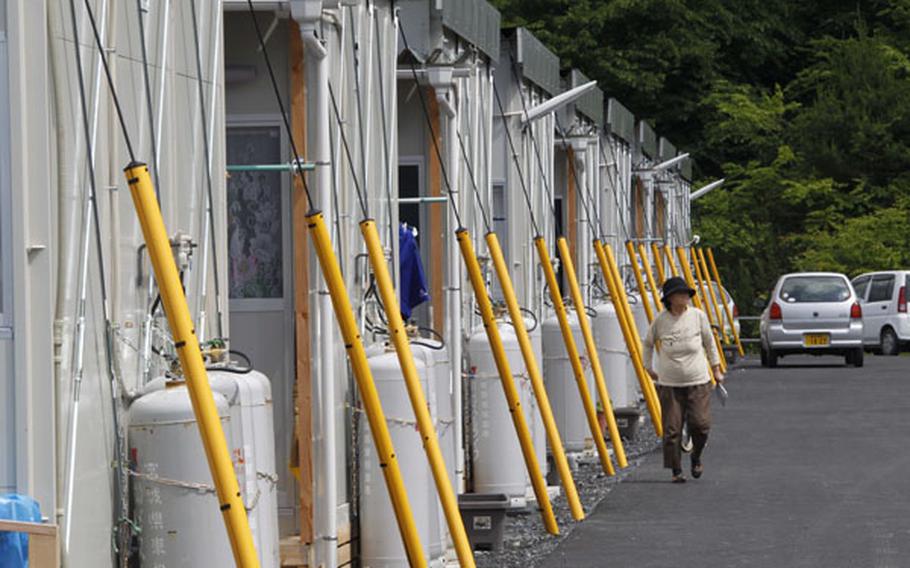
[{"x1": 458, "y1": 493, "x2": 509, "y2": 552}]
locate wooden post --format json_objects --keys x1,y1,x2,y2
[
  {"x1": 426, "y1": 87, "x2": 445, "y2": 336},
  {"x1": 0, "y1": 520, "x2": 59, "y2": 567},
  {"x1": 289, "y1": 20, "x2": 313, "y2": 544}
]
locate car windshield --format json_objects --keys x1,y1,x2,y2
[{"x1": 779, "y1": 276, "x2": 850, "y2": 303}]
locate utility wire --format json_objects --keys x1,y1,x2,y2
[
  {"x1": 328, "y1": 83, "x2": 370, "y2": 219},
  {"x1": 455, "y1": 129, "x2": 491, "y2": 234},
  {"x1": 135, "y1": 0, "x2": 160, "y2": 196},
  {"x1": 491, "y1": 81, "x2": 542, "y2": 237},
  {"x1": 597, "y1": 139, "x2": 630, "y2": 241},
  {"x1": 508, "y1": 55, "x2": 560, "y2": 226},
  {"x1": 83, "y1": 0, "x2": 135, "y2": 162},
  {"x1": 245, "y1": 0, "x2": 314, "y2": 208},
  {"x1": 189, "y1": 0, "x2": 225, "y2": 339},
  {"x1": 398, "y1": 24, "x2": 464, "y2": 229}
]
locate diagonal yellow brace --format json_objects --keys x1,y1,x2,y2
[
  {"x1": 307, "y1": 211, "x2": 426, "y2": 567},
  {"x1": 698, "y1": 247, "x2": 729, "y2": 344},
  {"x1": 676, "y1": 247, "x2": 725, "y2": 377},
  {"x1": 535, "y1": 237, "x2": 616, "y2": 476},
  {"x1": 126, "y1": 163, "x2": 261, "y2": 567},
  {"x1": 557, "y1": 237, "x2": 628, "y2": 470},
  {"x1": 707, "y1": 247, "x2": 746, "y2": 357},
  {"x1": 650, "y1": 242, "x2": 666, "y2": 285},
  {"x1": 625, "y1": 241, "x2": 655, "y2": 323},
  {"x1": 456, "y1": 229, "x2": 560, "y2": 535},
  {"x1": 593, "y1": 240, "x2": 662, "y2": 436},
  {"x1": 689, "y1": 247, "x2": 728, "y2": 372},
  {"x1": 664, "y1": 244, "x2": 679, "y2": 277},
  {"x1": 639, "y1": 243, "x2": 663, "y2": 313},
  {"x1": 360, "y1": 220, "x2": 474, "y2": 567},
  {"x1": 486, "y1": 233, "x2": 586, "y2": 518}
]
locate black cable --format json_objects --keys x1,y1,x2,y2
[
  {"x1": 135, "y1": 0, "x2": 160, "y2": 196},
  {"x1": 508, "y1": 55, "x2": 560, "y2": 226},
  {"x1": 206, "y1": 349, "x2": 254, "y2": 374},
  {"x1": 492, "y1": 81, "x2": 542, "y2": 237},
  {"x1": 82, "y1": 0, "x2": 135, "y2": 163},
  {"x1": 189, "y1": 0, "x2": 225, "y2": 339},
  {"x1": 349, "y1": 7, "x2": 370, "y2": 210},
  {"x1": 398, "y1": 24, "x2": 465, "y2": 229},
  {"x1": 456, "y1": 129, "x2": 492, "y2": 234},
  {"x1": 245, "y1": 0, "x2": 314, "y2": 208},
  {"x1": 327, "y1": 83, "x2": 370, "y2": 219},
  {"x1": 597, "y1": 140, "x2": 630, "y2": 241}
]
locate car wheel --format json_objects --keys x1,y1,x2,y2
[
  {"x1": 768, "y1": 349, "x2": 778, "y2": 368},
  {"x1": 852, "y1": 348, "x2": 864, "y2": 368},
  {"x1": 881, "y1": 328, "x2": 899, "y2": 356}
]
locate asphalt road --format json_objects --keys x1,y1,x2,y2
[{"x1": 543, "y1": 354, "x2": 910, "y2": 568}]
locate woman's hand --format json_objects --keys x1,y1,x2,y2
[
  {"x1": 647, "y1": 368, "x2": 659, "y2": 382},
  {"x1": 713, "y1": 365, "x2": 725, "y2": 384}
]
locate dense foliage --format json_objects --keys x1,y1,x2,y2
[{"x1": 491, "y1": 0, "x2": 910, "y2": 310}]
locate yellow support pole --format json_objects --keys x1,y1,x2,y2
[
  {"x1": 486, "y1": 233, "x2": 586, "y2": 518},
  {"x1": 707, "y1": 247, "x2": 745, "y2": 357},
  {"x1": 690, "y1": 248, "x2": 720, "y2": 334},
  {"x1": 676, "y1": 247, "x2": 726, "y2": 377},
  {"x1": 664, "y1": 244, "x2": 679, "y2": 277},
  {"x1": 593, "y1": 240, "x2": 662, "y2": 437},
  {"x1": 456, "y1": 229, "x2": 560, "y2": 535},
  {"x1": 698, "y1": 247, "x2": 729, "y2": 344},
  {"x1": 639, "y1": 243, "x2": 663, "y2": 312},
  {"x1": 557, "y1": 237, "x2": 628, "y2": 469},
  {"x1": 650, "y1": 242, "x2": 666, "y2": 285},
  {"x1": 360, "y1": 220, "x2": 473, "y2": 567},
  {"x1": 534, "y1": 237, "x2": 616, "y2": 476},
  {"x1": 125, "y1": 163, "x2": 261, "y2": 567},
  {"x1": 306, "y1": 211, "x2": 426, "y2": 567},
  {"x1": 624, "y1": 241, "x2": 655, "y2": 323}
]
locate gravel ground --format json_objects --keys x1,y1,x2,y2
[{"x1": 475, "y1": 407, "x2": 661, "y2": 568}]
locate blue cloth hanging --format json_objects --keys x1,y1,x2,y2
[
  {"x1": 0, "y1": 494, "x2": 42, "y2": 567},
  {"x1": 399, "y1": 224, "x2": 430, "y2": 319}
]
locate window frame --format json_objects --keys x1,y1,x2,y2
[
  {"x1": 0, "y1": 28, "x2": 11, "y2": 332},
  {"x1": 868, "y1": 274, "x2": 896, "y2": 304},
  {"x1": 851, "y1": 275, "x2": 871, "y2": 302}
]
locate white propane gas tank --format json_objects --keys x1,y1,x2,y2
[
  {"x1": 593, "y1": 303, "x2": 633, "y2": 409},
  {"x1": 130, "y1": 385, "x2": 234, "y2": 568},
  {"x1": 542, "y1": 310, "x2": 595, "y2": 452},
  {"x1": 467, "y1": 323, "x2": 535, "y2": 497},
  {"x1": 360, "y1": 349, "x2": 444, "y2": 567},
  {"x1": 132, "y1": 370, "x2": 281, "y2": 567},
  {"x1": 411, "y1": 340, "x2": 455, "y2": 558}
]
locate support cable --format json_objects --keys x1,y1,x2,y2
[
  {"x1": 65, "y1": 1, "x2": 131, "y2": 563},
  {"x1": 373, "y1": 9, "x2": 397, "y2": 277},
  {"x1": 135, "y1": 0, "x2": 160, "y2": 195}
]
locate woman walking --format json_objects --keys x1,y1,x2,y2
[{"x1": 643, "y1": 276, "x2": 724, "y2": 483}]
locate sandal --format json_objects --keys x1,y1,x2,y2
[{"x1": 691, "y1": 460, "x2": 704, "y2": 479}]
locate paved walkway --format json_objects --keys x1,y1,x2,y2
[{"x1": 543, "y1": 354, "x2": 910, "y2": 568}]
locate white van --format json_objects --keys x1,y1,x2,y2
[{"x1": 851, "y1": 270, "x2": 910, "y2": 355}]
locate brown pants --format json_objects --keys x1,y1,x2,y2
[{"x1": 659, "y1": 383, "x2": 712, "y2": 472}]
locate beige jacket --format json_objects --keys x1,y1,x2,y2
[{"x1": 642, "y1": 307, "x2": 720, "y2": 387}]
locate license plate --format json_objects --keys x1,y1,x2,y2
[{"x1": 804, "y1": 333, "x2": 830, "y2": 347}]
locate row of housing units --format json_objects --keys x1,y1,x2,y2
[{"x1": 0, "y1": 0, "x2": 701, "y2": 566}]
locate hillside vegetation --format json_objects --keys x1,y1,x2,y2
[{"x1": 492, "y1": 0, "x2": 910, "y2": 308}]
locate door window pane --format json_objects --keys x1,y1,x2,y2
[
  {"x1": 226, "y1": 126, "x2": 283, "y2": 299},
  {"x1": 852, "y1": 276, "x2": 870, "y2": 300},
  {"x1": 868, "y1": 276, "x2": 895, "y2": 303}
]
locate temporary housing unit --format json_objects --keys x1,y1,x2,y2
[
  {"x1": 2, "y1": 0, "x2": 231, "y2": 566},
  {"x1": 602, "y1": 98, "x2": 636, "y2": 258}
]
